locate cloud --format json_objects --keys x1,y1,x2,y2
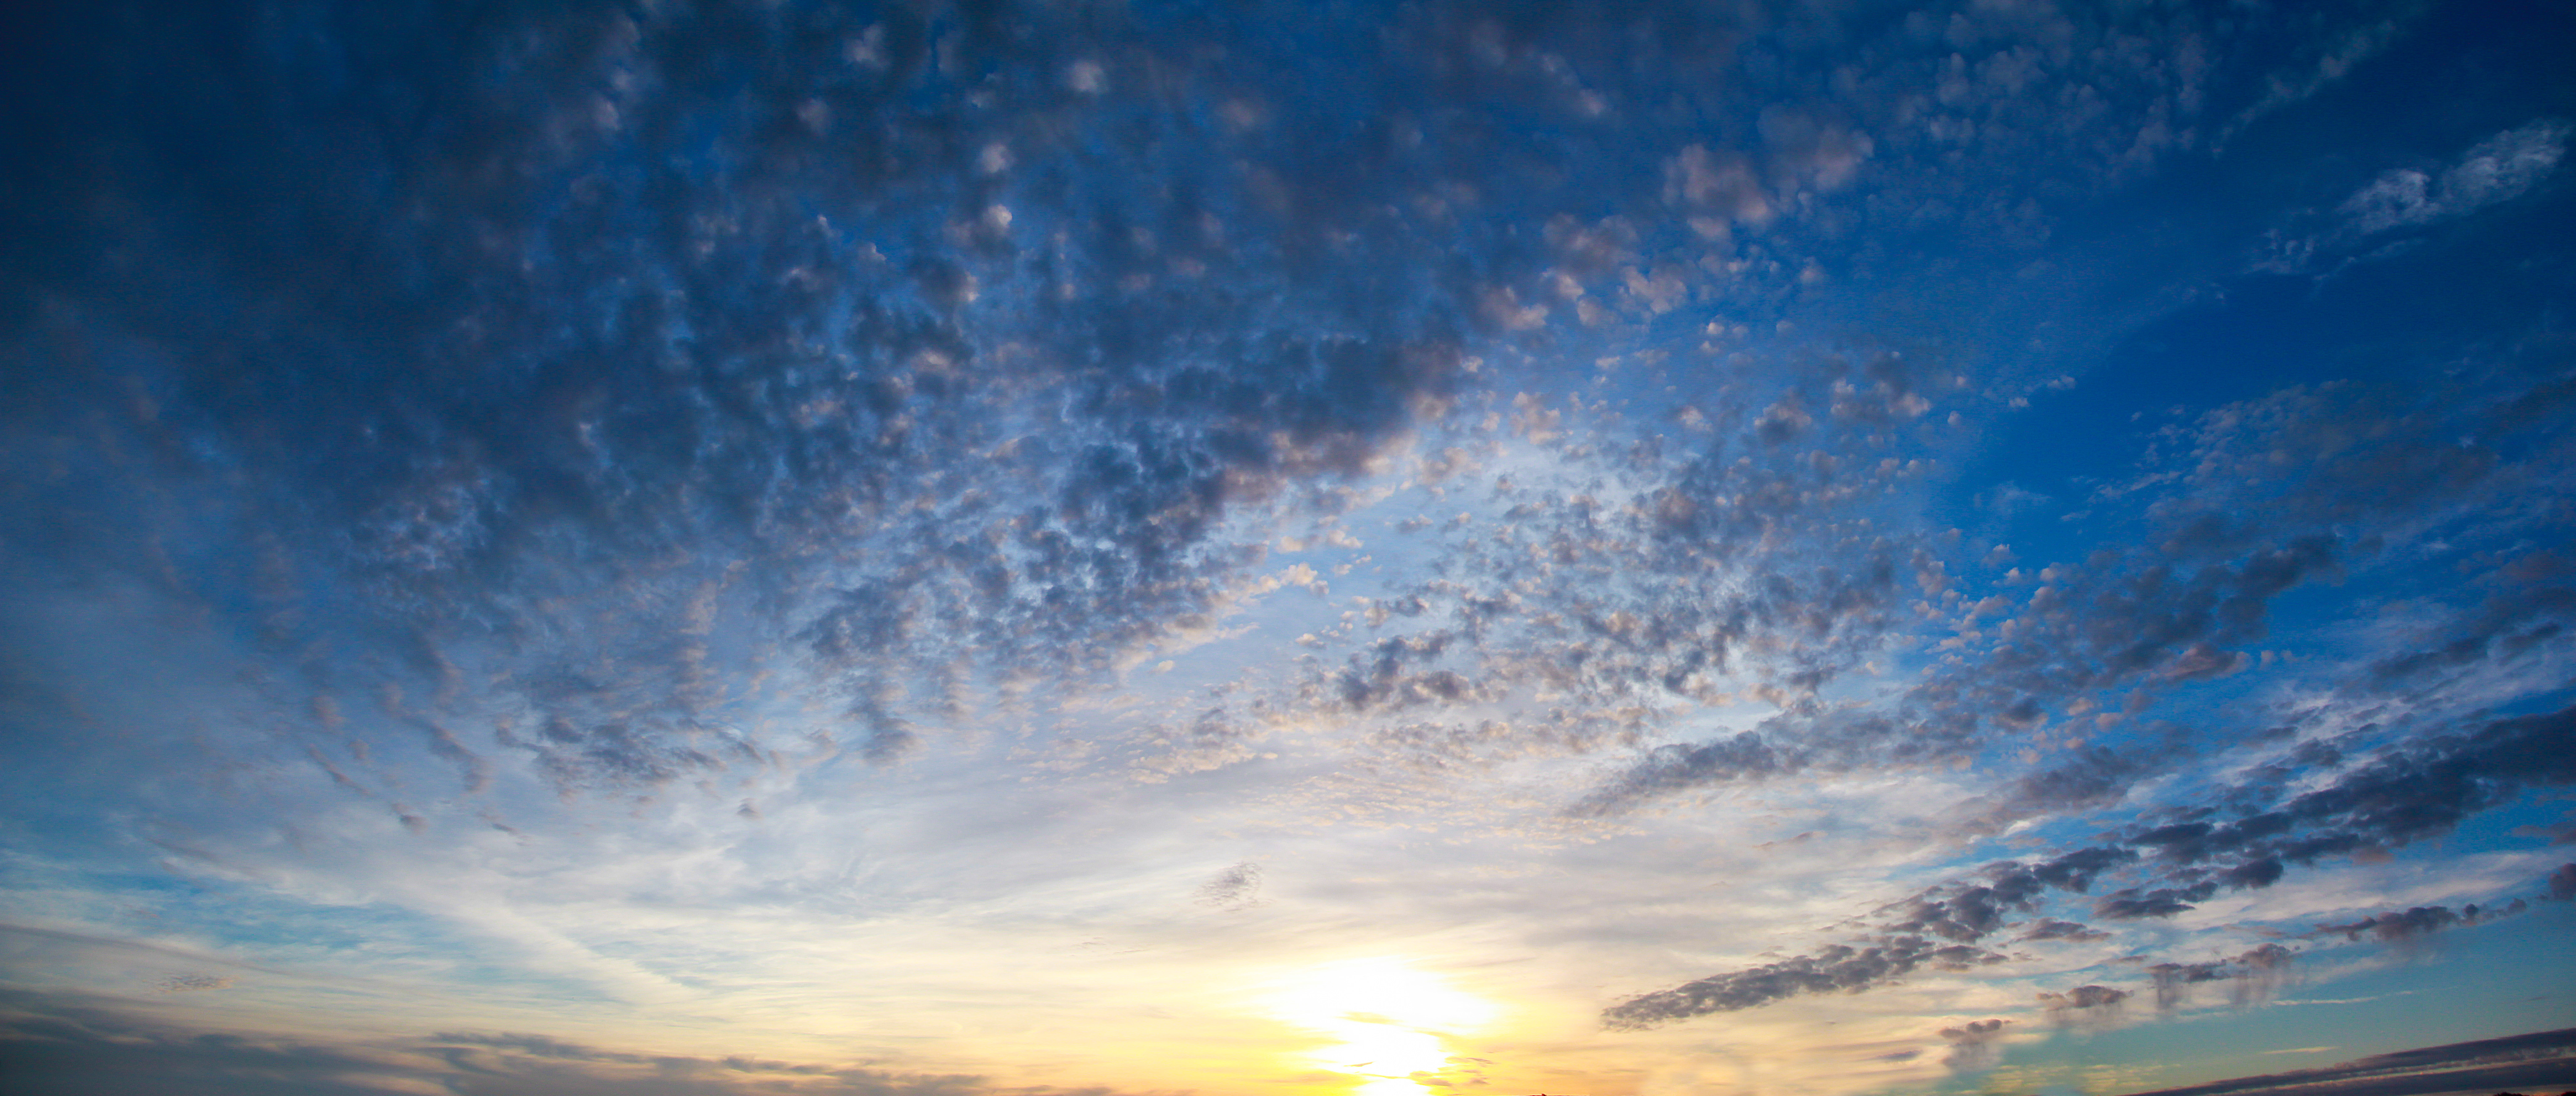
[
  {"x1": 2, "y1": 0, "x2": 2532, "y2": 865},
  {"x1": 2096, "y1": 884, "x2": 2218, "y2": 921},
  {"x1": 1557, "y1": 356, "x2": 2576, "y2": 842},
  {"x1": 2037, "y1": 983, "x2": 2131, "y2": 1028},
  {"x1": 2262, "y1": 116, "x2": 2573, "y2": 274},
  {"x1": 1602, "y1": 937, "x2": 2005, "y2": 1031},
  {"x1": 0, "y1": 991, "x2": 1129, "y2": 1096},
  {"x1": 1599, "y1": 699, "x2": 2576, "y2": 1028},
  {"x1": 2021, "y1": 920, "x2": 2111, "y2": 943},
  {"x1": 1196, "y1": 861, "x2": 1264, "y2": 910},
  {"x1": 2119, "y1": 1026, "x2": 2576, "y2": 1096},
  {"x1": 0, "y1": 0, "x2": 1546, "y2": 809},
  {"x1": 0, "y1": 4, "x2": 2570, "y2": 1095},
  {"x1": 1938, "y1": 1018, "x2": 2011, "y2": 1074},
  {"x1": 2148, "y1": 943, "x2": 2298, "y2": 1012},
  {"x1": 2214, "y1": 9, "x2": 2422, "y2": 148},
  {"x1": 2316, "y1": 905, "x2": 2456, "y2": 943},
  {"x1": 2337, "y1": 120, "x2": 2569, "y2": 236},
  {"x1": 2312, "y1": 900, "x2": 2528, "y2": 946},
  {"x1": 0, "y1": 0, "x2": 2085, "y2": 831},
  {"x1": 2362, "y1": 589, "x2": 2576, "y2": 693},
  {"x1": 1596, "y1": 847, "x2": 2129, "y2": 1030}
]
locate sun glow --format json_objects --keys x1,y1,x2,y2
[{"x1": 1266, "y1": 958, "x2": 1500, "y2": 1095}]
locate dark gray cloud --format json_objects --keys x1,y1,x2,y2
[
  {"x1": 2118, "y1": 1026, "x2": 2576, "y2": 1096},
  {"x1": 1601, "y1": 936, "x2": 2004, "y2": 1031},
  {"x1": 1565, "y1": 347, "x2": 2576, "y2": 1032},
  {"x1": 0, "y1": 992, "x2": 1110, "y2": 1096},
  {"x1": 1560, "y1": 516, "x2": 2349, "y2": 814},
  {"x1": 1559, "y1": 352, "x2": 2576, "y2": 818},
  {"x1": 2021, "y1": 920, "x2": 2111, "y2": 943},
  {"x1": 1196, "y1": 861, "x2": 1263, "y2": 910},
  {"x1": 1598, "y1": 846, "x2": 2128, "y2": 1028},
  {"x1": 2036, "y1": 983, "x2": 2131, "y2": 1027},
  {"x1": 2361, "y1": 590, "x2": 2576, "y2": 693},
  {"x1": 2095, "y1": 884, "x2": 2220, "y2": 922},
  {"x1": 0, "y1": 0, "x2": 1606, "y2": 804},
  {"x1": 0, "y1": 0, "x2": 2519, "y2": 833},
  {"x1": 2148, "y1": 943, "x2": 2297, "y2": 1012},
  {"x1": 0, "y1": 0, "x2": 2331, "y2": 812},
  {"x1": 5, "y1": 0, "x2": 1648, "y2": 803},
  {"x1": 1939, "y1": 1018, "x2": 2010, "y2": 1074},
  {"x1": 1597, "y1": 849, "x2": 2164, "y2": 1029},
  {"x1": 1600, "y1": 701, "x2": 2576, "y2": 1028},
  {"x1": 2318, "y1": 905, "x2": 2457, "y2": 943},
  {"x1": 2312, "y1": 900, "x2": 2528, "y2": 945},
  {"x1": 2162, "y1": 705, "x2": 2576, "y2": 894}
]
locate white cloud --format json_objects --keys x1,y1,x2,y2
[{"x1": 2338, "y1": 119, "x2": 2569, "y2": 235}]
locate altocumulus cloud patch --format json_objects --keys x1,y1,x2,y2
[{"x1": 2, "y1": 2, "x2": 2574, "y2": 1096}]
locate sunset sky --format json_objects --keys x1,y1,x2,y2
[{"x1": 2, "y1": 2, "x2": 2573, "y2": 1095}]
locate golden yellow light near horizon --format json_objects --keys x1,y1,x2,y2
[{"x1": 1264, "y1": 958, "x2": 1503, "y2": 1096}]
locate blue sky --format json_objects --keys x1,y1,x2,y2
[{"x1": 2, "y1": 2, "x2": 2573, "y2": 1095}]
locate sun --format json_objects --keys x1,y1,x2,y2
[{"x1": 1265, "y1": 958, "x2": 1501, "y2": 1095}]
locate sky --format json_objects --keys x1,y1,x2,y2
[{"x1": 1, "y1": 1, "x2": 2574, "y2": 1095}]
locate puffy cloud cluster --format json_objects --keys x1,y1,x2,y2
[
  {"x1": 2314, "y1": 901, "x2": 2529, "y2": 945},
  {"x1": 1205, "y1": 325, "x2": 2576, "y2": 887},
  {"x1": 0, "y1": 0, "x2": 2479, "y2": 813},
  {"x1": 2337, "y1": 119, "x2": 2569, "y2": 236},
  {"x1": 1603, "y1": 935, "x2": 2005, "y2": 1031},
  {"x1": 1600, "y1": 845, "x2": 2126, "y2": 1027},
  {"x1": 1586, "y1": 360, "x2": 2576, "y2": 813},
  {"x1": 2037, "y1": 983, "x2": 2131, "y2": 1028},
  {"x1": 2147, "y1": 943, "x2": 2296, "y2": 1012},
  {"x1": 1600, "y1": 700, "x2": 2576, "y2": 1028},
  {"x1": 1939, "y1": 1017, "x2": 2011, "y2": 1074}
]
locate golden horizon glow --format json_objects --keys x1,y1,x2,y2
[{"x1": 1264, "y1": 957, "x2": 1501, "y2": 1095}]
